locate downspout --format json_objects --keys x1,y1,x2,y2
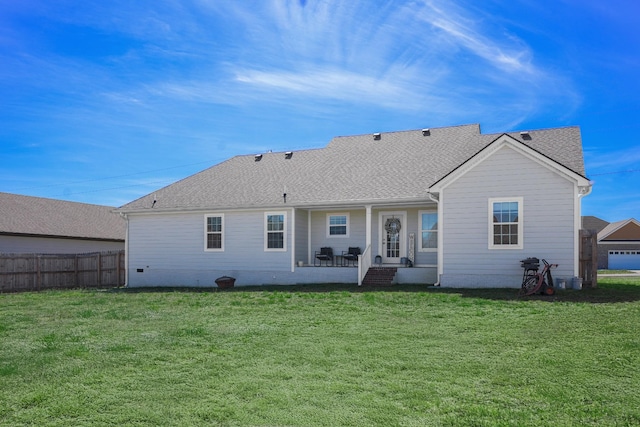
[{"x1": 427, "y1": 191, "x2": 441, "y2": 286}]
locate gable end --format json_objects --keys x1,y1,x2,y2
[{"x1": 429, "y1": 134, "x2": 590, "y2": 193}]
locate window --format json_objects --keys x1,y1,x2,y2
[
  {"x1": 327, "y1": 213, "x2": 349, "y2": 237},
  {"x1": 489, "y1": 198, "x2": 523, "y2": 249},
  {"x1": 265, "y1": 212, "x2": 286, "y2": 251},
  {"x1": 205, "y1": 214, "x2": 224, "y2": 251},
  {"x1": 419, "y1": 211, "x2": 437, "y2": 251}
]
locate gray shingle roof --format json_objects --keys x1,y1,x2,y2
[
  {"x1": 598, "y1": 218, "x2": 640, "y2": 241},
  {"x1": 120, "y1": 124, "x2": 586, "y2": 212},
  {"x1": 0, "y1": 192, "x2": 125, "y2": 240},
  {"x1": 582, "y1": 215, "x2": 609, "y2": 233}
]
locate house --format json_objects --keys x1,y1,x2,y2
[
  {"x1": 117, "y1": 124, "x2": 592, "y2": 288},
  {"x1": 0, "y1": 192, "x2": 126, "y2": 254},
  {"x1": 583, "y1": 216, "x2": 640, "y2": 269}
]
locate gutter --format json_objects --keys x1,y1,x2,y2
[{"x1": 116, "y1": 196, "x2": 433, "y2": 215}]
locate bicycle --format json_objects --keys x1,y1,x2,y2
[{"x1": 520, "y1": 259, "x2": 557, "y2": 296}]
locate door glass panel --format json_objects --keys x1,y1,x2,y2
[{"x1": 385, "y1": 217, "x2": 401, "y2": 258}]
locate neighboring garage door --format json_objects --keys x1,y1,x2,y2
[{"x1": 609, "y1": 250, "x2": 640, "y2": 269}]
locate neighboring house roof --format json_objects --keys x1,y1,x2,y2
[
  {"x1": 119, "y1": 124, "x2": 587, "y2": 213},
  {"x1": 598, "y1": 218, "x2": 640, "y2": 242},
  {"x1": 582, "y1": 216, "x2": 610, "y2": 233},
  {"x1": 0, "y1": 192, "x2": 126, "y2": 241}
]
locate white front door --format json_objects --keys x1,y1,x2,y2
[{"x1": 380, "y1": 212, "x2": 406, "y2": 264}]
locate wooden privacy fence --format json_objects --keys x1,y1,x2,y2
[
  {"x1": 0, "y1": 250, "x2": 125, "y2": 293},
  {"x1": 579, "y1": 229, "x2": 598, "y2": 288}
]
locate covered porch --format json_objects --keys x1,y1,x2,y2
[{"x1": 290, "y1": 203, "x2": 438, "y2": 285}]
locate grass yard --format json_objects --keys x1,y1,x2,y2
[{"x1": 1, "y1": 279, "x2": 639, "y2": 426}]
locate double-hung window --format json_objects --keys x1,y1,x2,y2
[
  {"x1": 419, "y1": 211, "x2": 438, "y2": 251},
  {"x1": 327, "y1": 213, "x2": 349, "y2": 237},
  {"x1": 265, "y1": 212, "x2": 286, "y2": 251},
  {"x1": 489, "y1": 198, "x2": 523, "y2": 249},
  {"x1": 204, "y1": 214, "x2": 224, "y2": 251}
]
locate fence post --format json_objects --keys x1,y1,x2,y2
[
  {"x1": 75, "y1": 254, "x2": 79, "y2": 288},
  {"x1": 590, "y1": 232, "x2": 598, "y2": 288},
  {"x1": 36, "y1": 255, "x2": 41, "y2": 291},
  {"x1": 579, "y1": 229, "x2": 598, "y2": 288},
  {"x1": 97, "y1": 252, "x2": 102, "y2": 287},
  {"x1": 116, "y1": 251, "x2": 122, "y2": 286}
]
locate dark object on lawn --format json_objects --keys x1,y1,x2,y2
[
  {"x1": 520, "y1": 257, "x2": 540, "y2": 288},
  {"x1": 520, "y1": 259, "x2": 557, "y2": 296},
  {"x1": 215, "y1": 276, "x2": 236, "y2": 288}
]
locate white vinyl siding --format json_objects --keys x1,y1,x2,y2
[
  {"x1": 439, "y1": 145, "x2": 576, "y2": 287},
  {"x1": 295, "y1": 209, "x2": 309, "y2": 265},
  {"x1": 310, "y1": 210, "x2": 366, "y2": 258},
  {"x1": 127, "y1": 211, "x2": 292, "y2": 286},
  {"x1": 204, "y1": 214, "x2": 224, "y2": 251}
]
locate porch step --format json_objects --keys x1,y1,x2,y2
[{"x1": 362, "y1": 267, "x2": 398, "y2": 287}]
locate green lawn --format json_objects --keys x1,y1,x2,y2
[{"x1": 1, "y1": 279, "x2": 639, "y2": 426}]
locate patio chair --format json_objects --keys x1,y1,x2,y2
[
  {"x1": 314, "y1": 247, "x2": 334, "y2": 266},
  {"x1": 342, "y1": 247, "x2": 361, "y2": 267}
]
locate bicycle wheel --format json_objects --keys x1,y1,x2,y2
[{"x1": 520, "y1": 275, "x2": 540, "y2": 296}]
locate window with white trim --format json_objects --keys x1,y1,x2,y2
[
  {"x1": 265, "y1": 212, "x2": 286, "y2": 251},
  {"x1": 489, "y1": 198, "x2": 523, "y2": 249},
  {"x1": 205, "y1": 214, "x2": 224, "y2": 251},
  {"x1": 419, "y1": 210, "x2": 437, "y2": 251},
  {"x1": 327, "y1": 213, "x2": 349, "y2": 237}
]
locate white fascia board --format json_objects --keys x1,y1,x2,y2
[
  {"x1": 118, "y1": 197, "x2": 431, "y2": 215},
  {"x1": 121, "y1": 206, "x2": 294, "y2": 216},
  {"x1": 428, "y1": 134, "x2": 591, "y2": 193}
]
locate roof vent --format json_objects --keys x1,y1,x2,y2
[
  {"x1": 373, "y1": 133, "x2": 381, "y2": 140},
  {"x1": 285, "y1": 151, "x2": 293, "y2": 159},
  {"x1": 254, "y1": 154, "x2": 263, "y2": 161},
  {"x1": 520, "y1": 131, "x2": 531, "y2": 140},
  {"x1": 422, "y1": 128, "x2": 431, "y2": 136}
]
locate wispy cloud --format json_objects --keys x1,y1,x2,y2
[
  {"x1": 233, "y1": 66, "x2": 434, "y2": 110},
  {"x1": 178, "y1": 0, "x2": 577, "y2": 128},
  {"x1": 416, "y1": 0, "x2": 535, "y2": 74},
  {"x1": 585, "y1": 145, "x2": 640, "y2": 172}
]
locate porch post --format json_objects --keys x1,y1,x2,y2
[
  {"x1": 291, "y1": 208, "x2": 296, "y2": 272},
  {"x1": 307, "y1": 212, "x2": 312, "y2": 265},
  {"x1": 365, "y1": 205, "x2": 372, "y2": 252}
]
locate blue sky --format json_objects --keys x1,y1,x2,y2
[{"x1": 1, "y1": 0, "x2": 638, "y2": 222}]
